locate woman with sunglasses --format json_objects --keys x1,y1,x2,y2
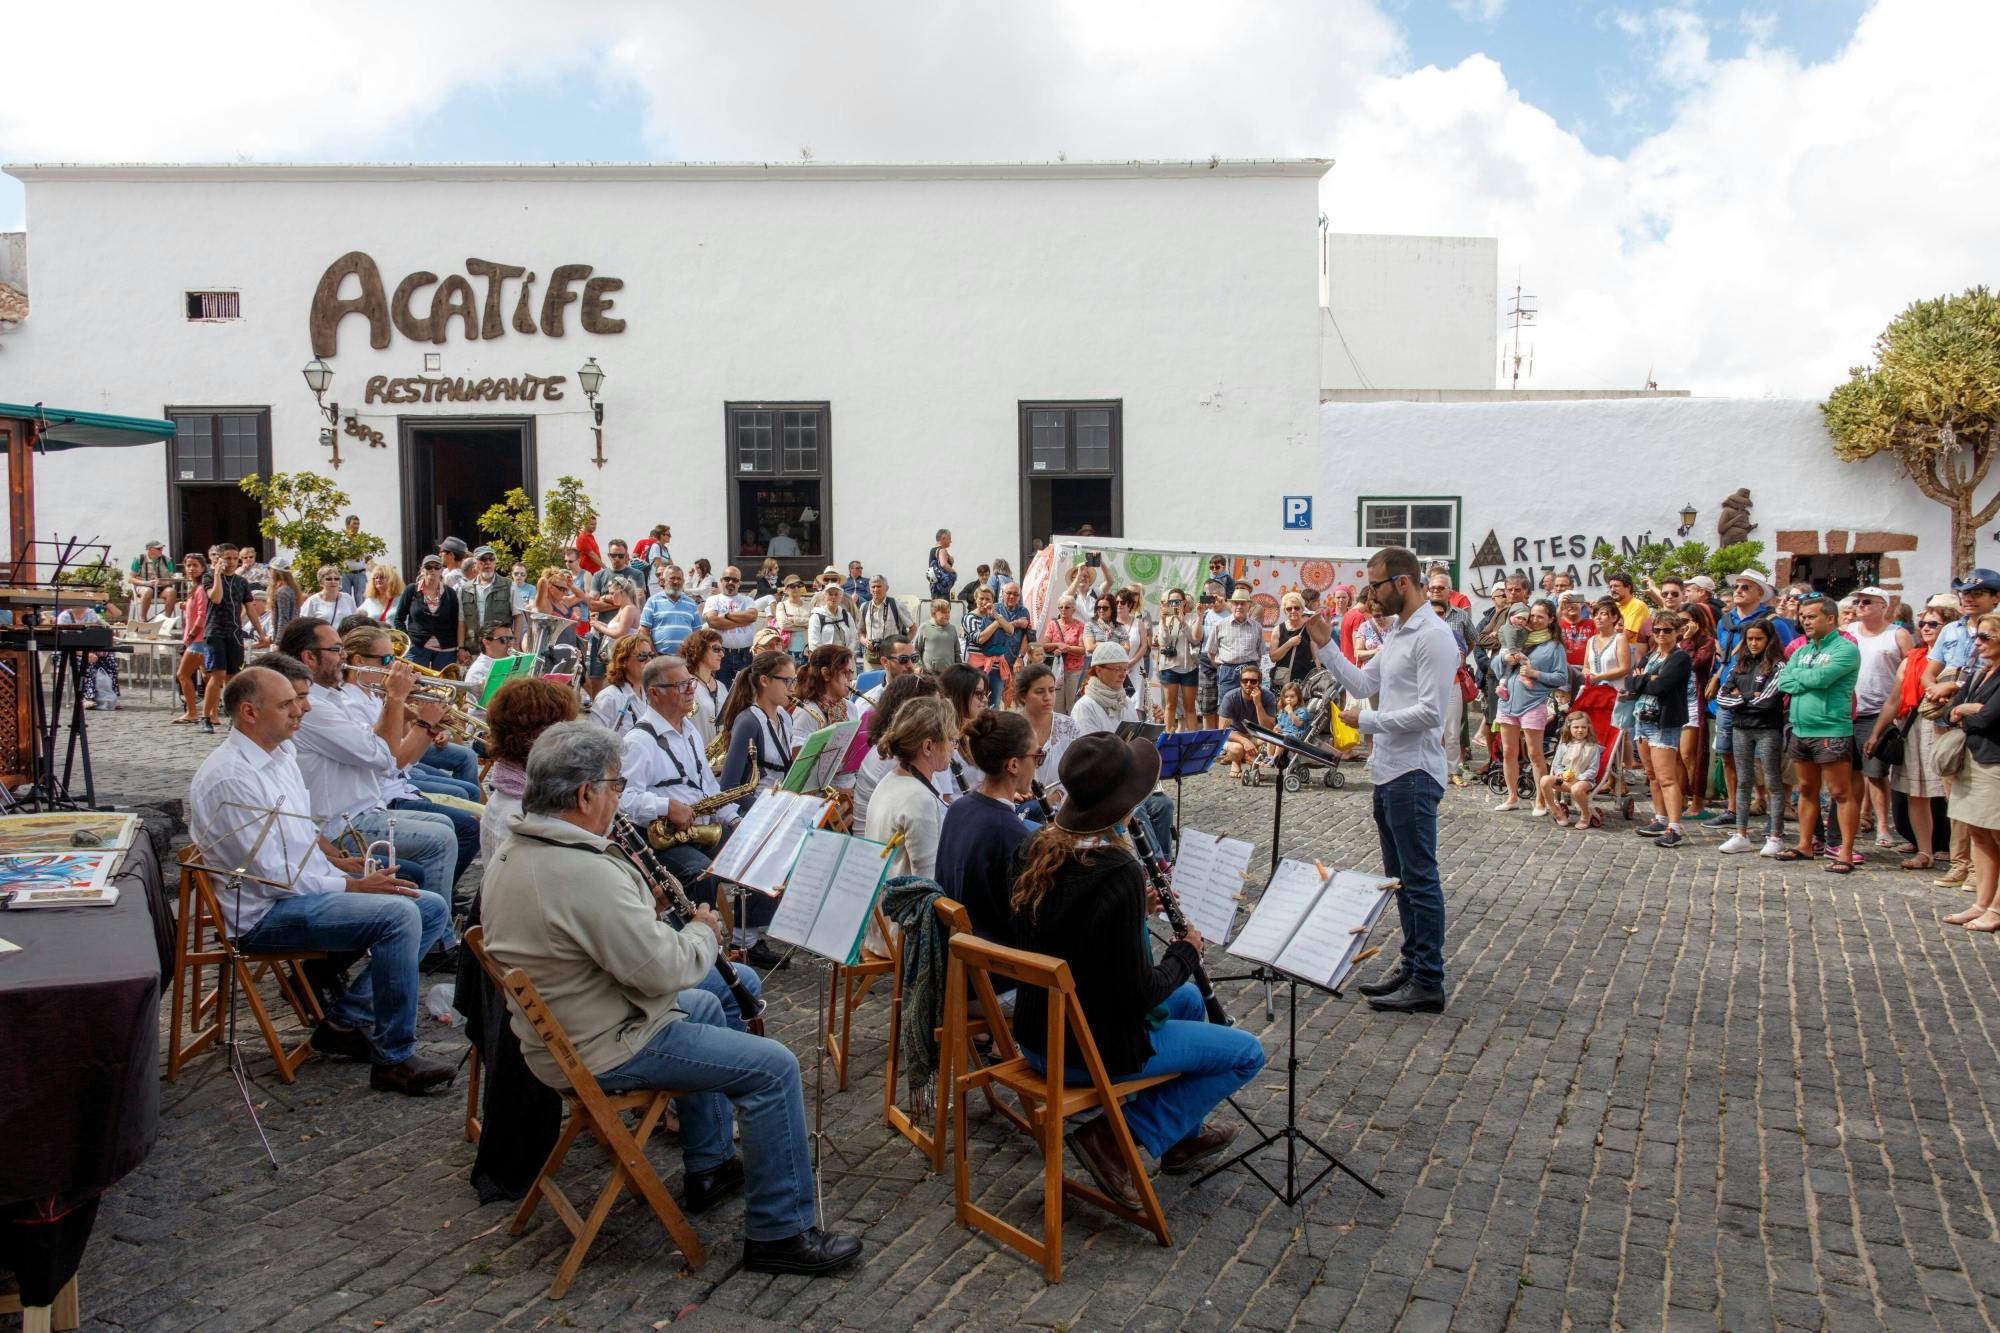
[
  {"x1": 1867, "y1": 599, "x2": 1960, "y2": 870},
  {"x1": 679, "y1": 627, "x2": 729, "y2": 746},
  {"x1": 586, "y1": 577, "x2": 643, "y2": 700},
  {"x1": 358, "y1": 561, "x2": 404, "y2": 624},
  {"x1": 1631, "y1": 613, "x2": 1694, "y2": 845},
  {"x1": 936, "y1": 710, "x2": 1039, "y2": 942},
  {"x1": 590, "y1": 632, "x2": 656, "y2": 736},
  {"x1": 1153, "y1": 589, "x2": 1200, "y2": 732},
  {"x1": 1945, "y1": 612, "x2": 2000, "y2": 931},
  {"x1": 300, "y1": 563, "x2": 356, "y2": 625}
]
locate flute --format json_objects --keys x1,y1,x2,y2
[
  {"x1": 610, "y1": 814, "x2": 767, "y2": 1035},
  {"x1": 1125, "y1": 818, "x2": 1232, "y2": 1027}
]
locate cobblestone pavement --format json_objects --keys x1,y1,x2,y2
[{"x1": 62, "y1": 694, "x2": 2000, "y2": 1330}]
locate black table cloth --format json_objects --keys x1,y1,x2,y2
[{"x1": 0, "y1": 838, "x2": 166, "y2": 1304}]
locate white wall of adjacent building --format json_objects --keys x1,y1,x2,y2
[
  {"x1": 1320, "y1": 232, "x2": 1497, "y2": 393},
  {"x1": 0, "y1": 161, "x2": 1326, "y2": 588}
]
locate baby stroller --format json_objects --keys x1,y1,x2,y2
[
  {"x1": 1243, "y1": 667, "x2": 1358, "y2": 792},
  {"x1": 1484, "y1": 691, "x2": 1571, "y2": 800}
]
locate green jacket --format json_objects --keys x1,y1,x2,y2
[{"x1": 1775, "y1": 630, "x2": 1859, "y2": 738}]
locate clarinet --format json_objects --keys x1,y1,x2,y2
[
  {"x1": 611, "y1": 814, "x2": 767, "y2": 1035},
  {"x1": 1029, "y1": 780, "x2": 1057, "y2": 824},
  {"x1": 1124, "y1": 818, "x2": 1232, "y2": 1027}
]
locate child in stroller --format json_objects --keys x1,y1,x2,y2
[{"x1": 1243, "y1": 667, "x2": 1361, "y2": 791}]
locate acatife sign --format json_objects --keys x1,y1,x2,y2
[{"x1": 308, "y1": 251, "x2": 627, "y2": 403}]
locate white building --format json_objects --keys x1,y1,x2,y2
[
  {"x1": 0, "y1": 160, "x2": 1329, "y2": 586},
  {"x1": 1319, "y1": 232, "x2": 1496, "y2": 393}
]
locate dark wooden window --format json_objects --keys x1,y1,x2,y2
[
  {"x1": 1018, "y1": 401, "x2": 1123, "y2": 564},
  {"x1": 164, "y1": 407, "x2": 272, "y2": 557},
  {"x1": 185, "y1": 291, "x2": 241, "y2": 320},
  {"x1": 726, "y1": 402, "x2": 830, "y2": 570}
]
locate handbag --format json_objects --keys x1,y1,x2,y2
[
  {"x1": 1871, "y1": 714, "x2": 1909, "y2": 768},
  {"x1": 1936, "y1": 666, "x2": 1997, "y2": 776},
  {"x1": 1455, "y1": 664, "x2": 1478, "y2": 703},
  {"x1": 1919, "y1": 666, "x2": 1959, "y2": 721}
]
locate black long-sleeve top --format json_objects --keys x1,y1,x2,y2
[
  {"x1": 1636, "y1": 646, "x2": 1692, "y2": 729},
  {"x1": 1006, "y1": 846, "x2": 1198, "y2": 1076},
  {"x1": 392, "y1": 584, "x2": 460, "y2": 652},
  {"x1": 1956, "y1": 666, "x2": 2000, "y2": 766}
]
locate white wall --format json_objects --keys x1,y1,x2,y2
[
  {"x1": 0, "y1": 163, "x2": 1324, "y2": 592},
  {"x1": 1321, "y1": 233, "x2": 1496, "y2": 392},
  {"x1": 1315, "y1": 397, "x2": 1957, "y2": 599}
]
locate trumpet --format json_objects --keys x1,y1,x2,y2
[
  {"x1": 347, "y1": 666, "x2": 489, "y2": 745},
  {"x1": 648, "y1": 764, "x2": 761, "y2": 851},
  {"x1": 346, "y1": 665, "x2": 485, "y2": 701}
]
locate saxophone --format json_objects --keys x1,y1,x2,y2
[{"x1": 648, "y1": 763, "x2": 761, "y2": 851}]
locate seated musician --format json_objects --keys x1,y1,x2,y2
[
  {"x1": 935, "y1": 711, "x2": 1036, "y2": 943},
  {"x1": 480, "y1": 723, "x2": 862, "y2": 1276},
  {"x1": 716, "y1": 650, "x2": 799, "y2": 966},
  {"x1": 277, "y1": 618, "x2": 473, "y2": 906},
  {"x1": 189, "y1": 663, "x2": 456, "y2": 1095},
  {"x1": 1008, "y1": 734, "x2": 1266, "y2": 1210},
  {"x1": 1070, "y1": 643, "x2": 1179, "y2": 860},
  {"x1": 462, "y1": 619, "x2": 518, "y2": 693},
  {"x1": 480, "y1": 677, "x2": 577, "y2": 866}
]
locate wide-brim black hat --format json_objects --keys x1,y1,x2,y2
[{"x1": 1054, "y1": 734, "x2": 1160, "y2": 832}]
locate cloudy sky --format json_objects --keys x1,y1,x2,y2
[{"x1": 2, "y1": 0, "x2": 1990, "y2": 397}]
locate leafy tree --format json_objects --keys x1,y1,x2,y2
[
  {"x1": 238, "y1": 472, "x2": 385, "y2": 575},
  {"x1": 55, "y1": 559, "x2": 123, "y2": 603},
  {"x1": 477, "y1": 475, "x2": 595, "y2": 578},
  {"x1": 1823, "y1": 287, "x2": 2000, "y2": 574},
  {"x1": 1592, "y1": 538, "x2": 1769, "y2": 589}
]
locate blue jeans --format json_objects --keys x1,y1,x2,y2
[
  {"x1": 1370, "y1": 771, "x2": 1447, "y2": 990},
  {"x1": 341, "y1": 569, "x2": 368, "y2": 604},
  {"x1": 410, "y1": 767, "x2": 481, "y2": 803},
  {"x1": 347, "y1": 807, "x2": 458, "y2": 913},
  {"x1": 719, "y1": 647, "x2": 752, "y2": 689},
  {"x1": 1137, "y1": 791, "x2": 1177, "y2": 861},
  {"x1": 390, "y1": 796, "x2": 480, "y2": 887},
  {"x1": 596, "y1": 988, "x2": 816, "y2": 1241},
  {"x1": 1028, "y1": 983, "x2": 1266, "y2": 1158},
  {"x1": 420, "y1": 742, "x2": 480, "y2": 787},
  {"x1": 237, "y1": 887, "x2": 451, "y2": 1065},
  {"x1": 691, "y1": 961, "x2": 764, "y2": 1032}
]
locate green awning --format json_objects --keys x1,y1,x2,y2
[{"x1": 0, "y1": 402, "x2": 178, "y2": 451}]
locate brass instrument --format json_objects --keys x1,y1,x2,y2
[
  {"x1": 647, "y1": 763, "x2": 760, "y2": 851},
  {"x1": 347, "y1": 665, "x2": 489, "y2": 746},
  {"x1": 610, "y1": 814, "x2": 766, "y2": 1035},
  {"x1": 386, "y1": 627, "x2": 411, "y2": 658},
  {"x1": 706, "y1": 729, "x2": 729, "y2": 776}
]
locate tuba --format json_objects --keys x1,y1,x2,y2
[{"x1": 648, "y1": 765, "x2": 760, "y2": 851}]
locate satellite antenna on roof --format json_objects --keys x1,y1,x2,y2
[{"x1": 1502, "y1": 282, "x2": 1537, "y2": 390}]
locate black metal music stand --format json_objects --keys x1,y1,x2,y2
[
  {"x1": 6, "y1": 537, "x2": 110, "y2": 811},
  {"x1": 1156, "y1": 728, "x2": 1230, "y2": 840},
  {"x1": 1211, "y1": 723, "x2": 1347, "y2": 1019}
]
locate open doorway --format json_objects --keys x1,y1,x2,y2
[
  {"x1": 166, "y1": 408, "x2": 270, "y2": 558},
  {"x1": 399, "y1": 418, "x2": 534, "y2": 578},
  {"x1": 1019, "y1": 402, "x2": 1122, "y2": 569},
  {"x1": 1788, "y1": 552, "x2": 1881, "y2": 600}
]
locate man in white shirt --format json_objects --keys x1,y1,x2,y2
[
  {"x1": 620, "y1": 654, "x2": 744, "y2": 912},
  {"x1": 277, "y1": 617, "x2": 465, "y2": 905},
  {"x1": 461, "y1": 621, "x2": 517, "y2": 694},
  {"x1": 1305, "y1": 546, "x2": 1456, "y2": 1015},
  {"x1": 857, "y1": 577, "x2": 911, "y2": 669},
  {"x1": 702, "y1": 566, "x2": 762, "y2": 686},
  {"x1": 189, "y1": 664, "x2": 455, "y2": 1094},
  {"x1": 766, "y1": 523, "x2": 801, "y2": 558}
]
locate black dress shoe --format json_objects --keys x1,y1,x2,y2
[
  {"x1": 310, "y1": 1019, "x2": 374, "y2": 1061},
  {"x1": 1366, "y1": 980, "x2": 1447, "y2": 1014},
  {"x1": 745, "y1": 939, "x2": 786, "y2": 969},
  {"x1": 742, "y1": 1227, "x2": 863, "y2": 1276},
  {"x1": 370, "y1": 1054, "x2": 456, "y2": 1094},
  {"x1": 682, "y1": 1156, "x2": 745, "y2": 1215},
  {"x1": 1356, "y1": 966, "x2": 1410, "y2": 998}
]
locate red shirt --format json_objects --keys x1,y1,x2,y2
[
  {"x1": 1339, "y1": 607, "x2": 1370, "y2": 660},
  {"x1": 574, "y1": 529, "x2": 603, "y2": 575}
]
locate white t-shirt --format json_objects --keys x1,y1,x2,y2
[
  {"x1": 1851, "y1": 624, "x2": 1905, "y2": 715},
  {"x1": 851, "y1": 749, "x2": 897, "y2": 829},
  {"x1": 863, "y1": 769, "x2": 946, "y2": 880}
]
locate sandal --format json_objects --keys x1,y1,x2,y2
[
  {"x1": 1773, "y1": 848, "x2": 1808, "y2": 862},
  {"x1": 1944, "y1": 907, "x2": 1986, "y2": 925},
  {"x1": 1825, "y1": 860, "x2": 1854, "y2": 875},
  {"x1": 1899, "y1": 854, "x2": 1935, "y2": 871},
  {"x1": 1967, "y1": 910, "x2": 2000, "y2": 933},
  {"x1": 1552, "y1": 809, "x2": 1572, "y2": 828},
  {"x1": 169, "y1": 713, "x2": 196, "y2": 725}
]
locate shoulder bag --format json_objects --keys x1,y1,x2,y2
[{"x1": 1933, "y1": 667, "x2": 1995, "y2": 778}]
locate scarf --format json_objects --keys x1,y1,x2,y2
[
  {"x1": 880, "y1": 875, "x2": 948, "y2": 1095},
  {"x1": 1525, "y1": 627, "x2": 1555, "y2": 647},
  {"x1": 487, "y1": 759, "x2": 528, "y2": 800},
  {"x1": 1084, "y1": 677, "x2": 1126, "y2": 716}
]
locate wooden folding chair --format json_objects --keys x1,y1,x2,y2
[
  {"x1": 822, "y1": 903, "x2": 897, "y2": 1091},
  {"x1": 884, "y1": 897, "x2": 1033, "y2": 1173},
  {"x1": 165, "y1": 847, "x2": 326, "y2": 1084},
  {"x1": 948, "y1": 934, "x2": 1178, "y2": 1282},
  {"x1": 0, "y1": 1271, "x2": 79, "y2": 1333},
  {"x1": 462, "y1": 927, "x2": 707, "y2": 1299}
]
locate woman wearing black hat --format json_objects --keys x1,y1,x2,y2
[{"x1": 1007, "y1": 734, "x2": 1266, "y2": 1210}]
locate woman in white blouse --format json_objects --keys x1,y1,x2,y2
[
  {"x1": 1013, "y1": 663, "x2": 1080, "y2": 810},
  {"x1": 588, "y1": 632, "x2": 653, "y2": 735},
  {"x1": 679, "y1": 627, "x2": 728, "y2": 747},
  {"x1": 299, "y1": 564, "x2": 357, "y2": 625},
  {"x1": 862, "y1": 696, "x2": 959, "y2": 881},
  {"x1": 852, "y1": 675, "x2": 941, "y2": 830}
]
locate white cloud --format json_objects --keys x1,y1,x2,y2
[
  {"x1": 2, "y1": 0, "x2": 1996, "y2": 399},
  {"x1": 1451, "y1": 0, "x2": 1508, "y2": 24}
]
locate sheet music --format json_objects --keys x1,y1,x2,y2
[
  {"x1": 1274, "y1": 870, "x2": 1395, "y2": 989},
  {"x1": 766, "y1": 828, "x2": 842, "y2": 946},
  {"x1": 708, "y1": 789, "x2": 796, "y2": 885},
  {"x1": 767, "y1": 829, "x2": 892, "y2": 963},
  {"x1": 1169, "y1": 829, "x2": 1254, "y2": 945},
  {"x1": 1225, "y1": 859, "x2": 1327, "y2": 968},
  {"x1": 738, "y1": 794, "x2": 832, "y2": 894}
]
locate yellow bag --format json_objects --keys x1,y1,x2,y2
[{"x1": 1330, "y1": 711, "x2": 1361, "y2": 752}]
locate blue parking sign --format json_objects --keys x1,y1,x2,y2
[{"x1": 1282, "y1": 496, "x2": 1312, "y2": 530}]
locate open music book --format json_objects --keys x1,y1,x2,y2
[
  {"x1": 782, "y1": 721, "x2": 862, "y2": 793},
  {"x1": 1226, "y1": 859, "x2": 1395, "y2": 992},
  {"x1": 707, "y1": 790, "x2": 833, "y2": 895},
  {"x1": 1167, "y1": 829, "x2": 1255, "y2": 945},
  {"x1": 767, "y1": 829, "x2": 894, "y2": 964}
]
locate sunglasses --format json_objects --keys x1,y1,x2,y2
[
  {"x1": 1919, "y1": 619, "x2": 1942, "y2": 629},
  {"x1": 886, "y1": 653, "x2": 918, "y2": 664},
  {"x1": 1979, "y1": 632, "x2": 2000, "y2": 644},
  {"x1": 721, "y1": 577, "x2": 740, "y2": 584},
  {"x1": 485, "y1": 633, "x2": 514, "y2": 643}
]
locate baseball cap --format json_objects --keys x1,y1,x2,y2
[
  {"x1": 421, "y1": 554, "x2": 443, "y2": 569},
  {"x1": 1853, "y1": 585, "x2": 1891, "y2": 601},
  {"x1": 1686, "y1": 575, "x2": 1716, "y2": 592},
  {"x1": 145, "y1": 539, "x2": 164, "y2": 550},
  {"x1": 472, "y1": 545, "x2": 496, "y2": 560},
  {"x1": 1953, "y1": 568, "x2": 2000, "y2": 594},
  {"x1": 269, "y1": 555, "x2": 292, "y2": 572}
]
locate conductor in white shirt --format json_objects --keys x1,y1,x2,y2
[{"x1": 1304, "y1": 546, "x2": 1455, "y2": 1014}]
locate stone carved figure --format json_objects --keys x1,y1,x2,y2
[{"x1": 1717, "y1": 488, "x2": 1755, "y2": 546}]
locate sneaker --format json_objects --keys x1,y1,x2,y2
[
  {"x1": 1528, "y1": 805, "x2": 1549, "y2": 818},
  {"x1": 1698, "y1": 809, "x2": 1735, "y2": 825},
  {"x1": 1934, "y1": 861, "x2": 1969, "y2": 887},
  {"x1": 1718, "y1": 833, "x2": 1754, "y2": 854},
  {"x1": 1656, "y1": 827, "x2": 1686, "y2": 848},
  {"x1": 1636, "y1": 817, "x2": 1668, "y2": 838},
  {"x1": 1760, "y1": 837, "x2": 1787, "y2": 858}
]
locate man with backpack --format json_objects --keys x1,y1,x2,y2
[
  {"x1": 857, "y1": 576, "x2": 911, "y2": 667},
  {"x1": 926, "y1": 529, "x2": 957, "y2": 601}
]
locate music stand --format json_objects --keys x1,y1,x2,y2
[
  {"x1": 1197, "y1": 861, "x2": 1391, "y2": 1207},
  {"x1": 1155, "y1": 729, "x2": 1230, "y2": 839},
  {"x1": 6, "y1": 536, "x2": 111, "y2": 810},
  {"x1": 1212, "y1": 722, "x2": 1347, "y2": 1020},
  {"x1": 182, "y1": 799, "x2": 326, "y2": 1169}
]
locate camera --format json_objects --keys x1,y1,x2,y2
[{"x1": 1083, "y1": 552, "x2": 1102, "y2": 568}]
